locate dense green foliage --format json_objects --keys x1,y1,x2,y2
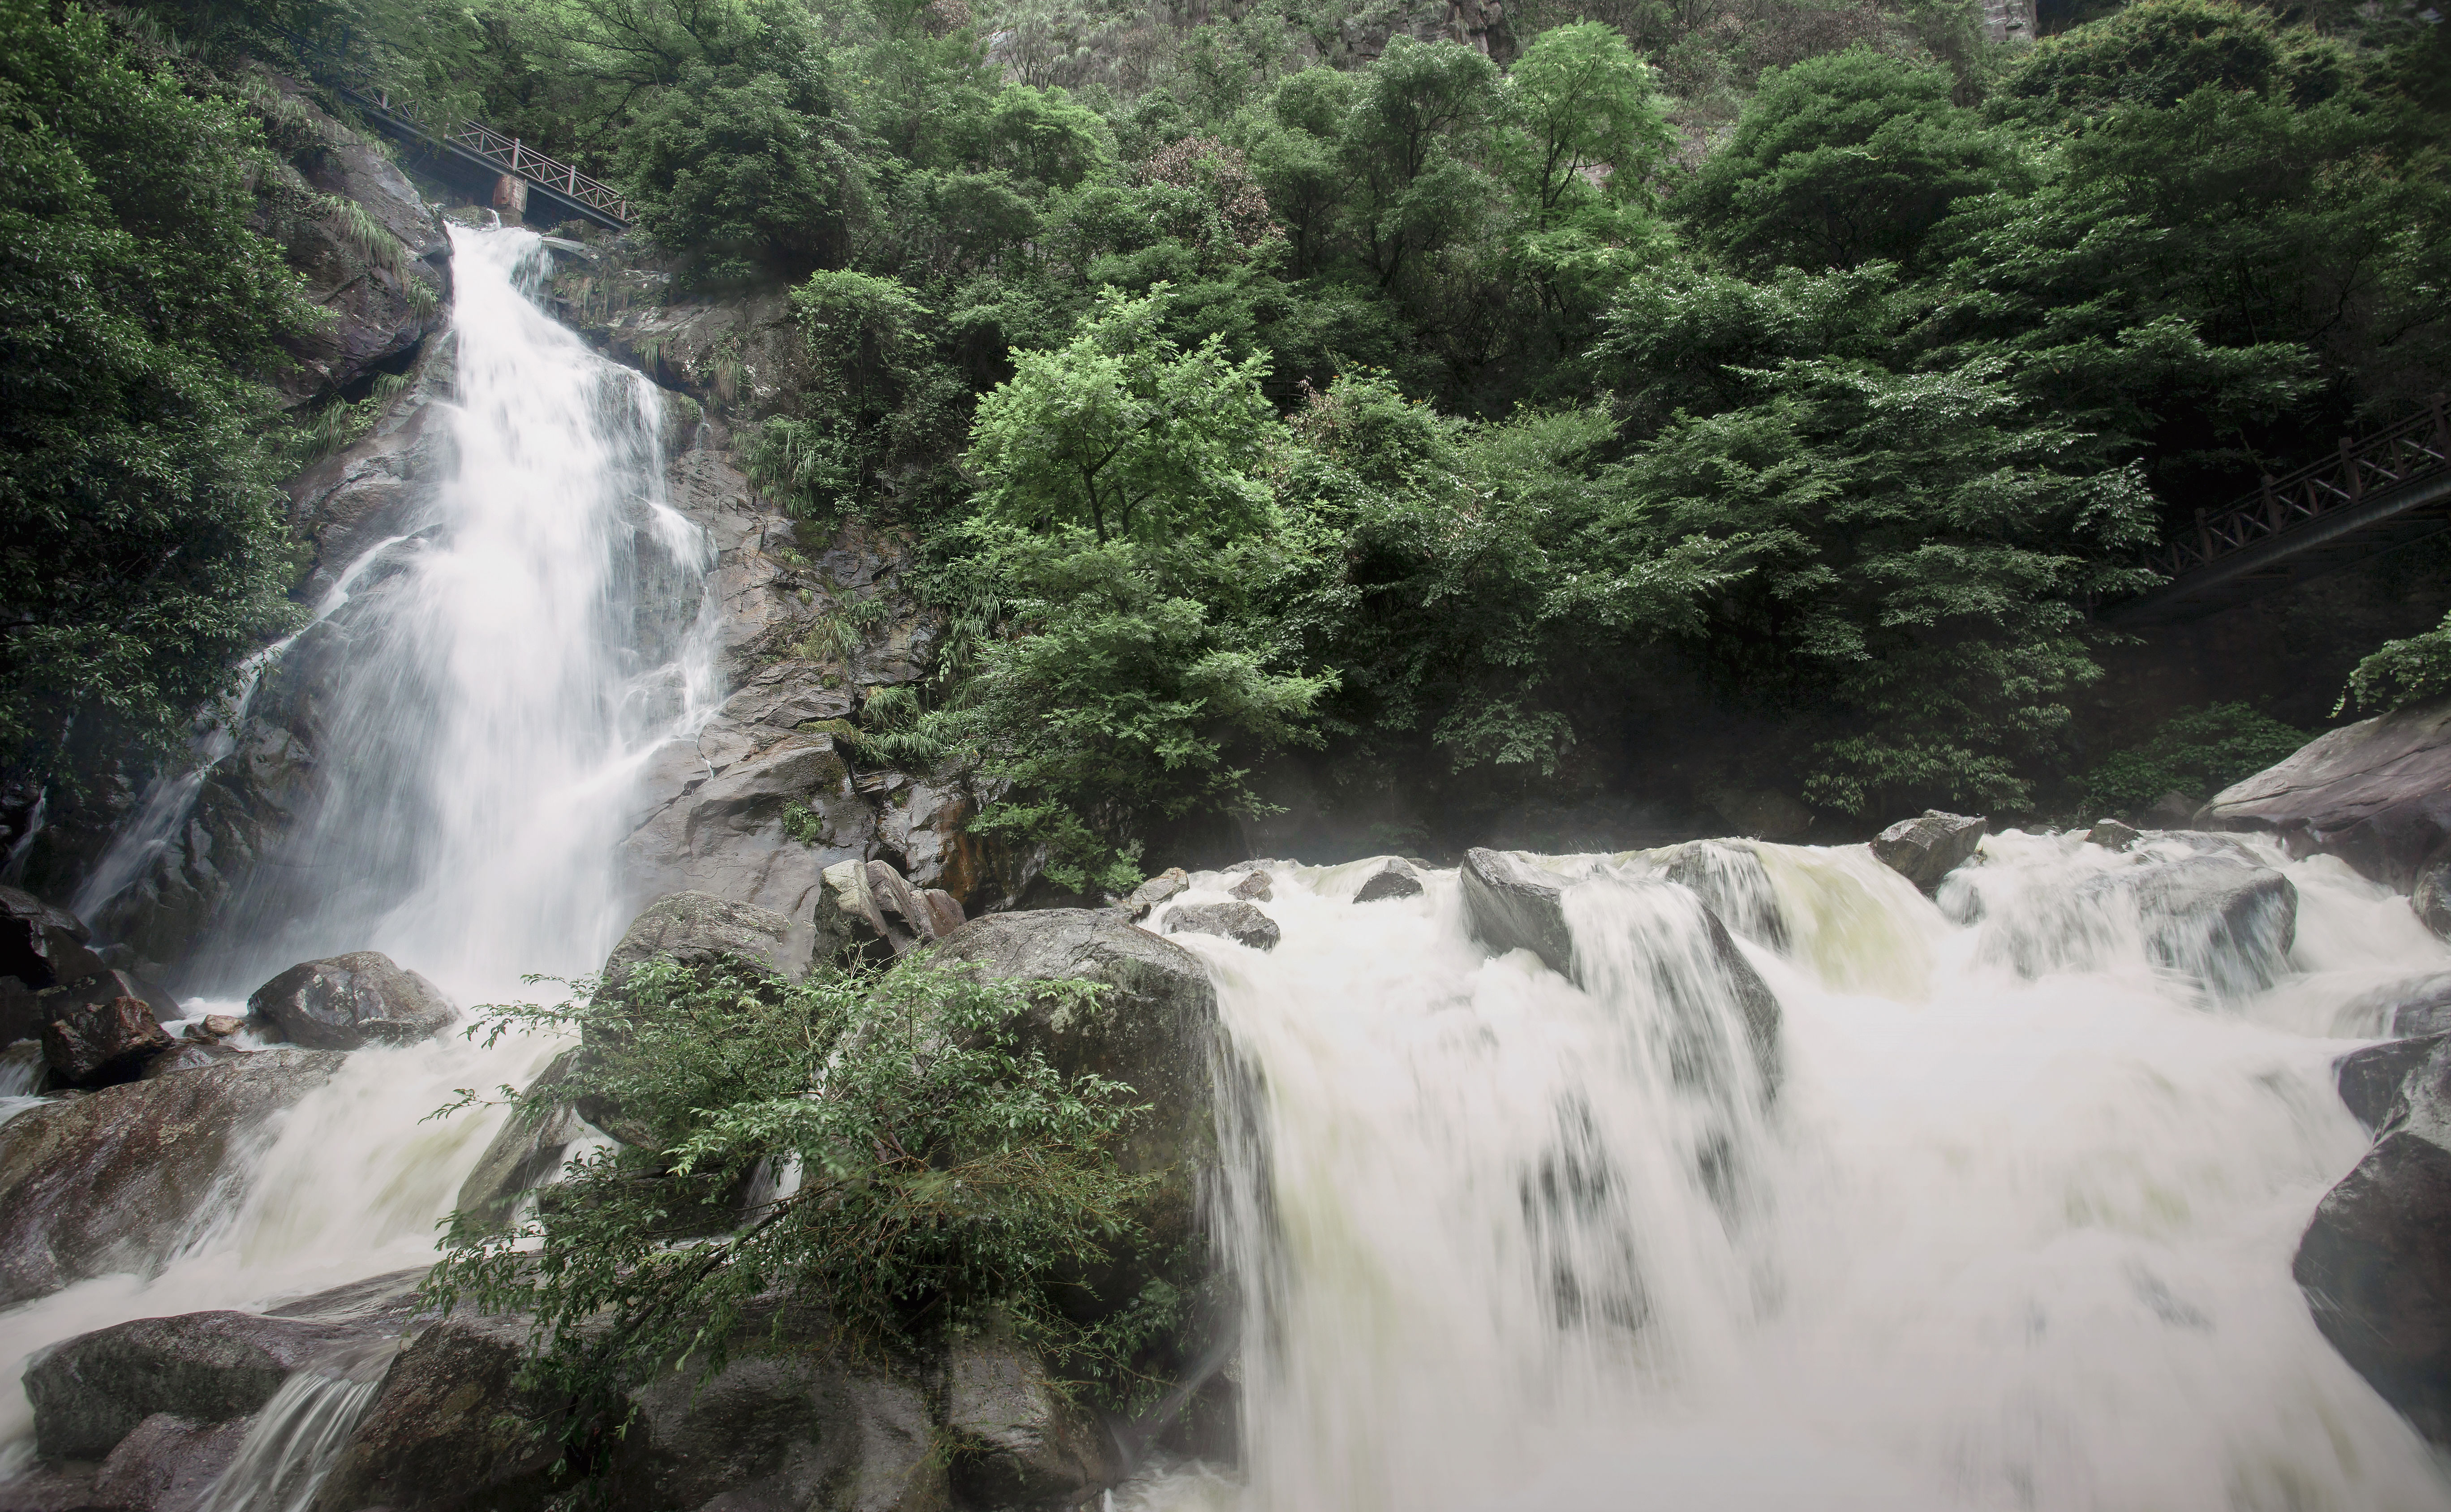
[
  {"x1": 2340, "y1": 612, "x2": 2451, "y2": 717},
  {"x1": 430, "y1": 953, "x2": 1152, "y2": 1476},
  {"x1": 0, "y1": 0, "x2": 317, "y2": 783},
  {"x1": 2078, "y1": 702, "x2": 2309, "y2": 812},
  {"x1": 47, "y1": 0, "x2": 2451, "y2": 863}
]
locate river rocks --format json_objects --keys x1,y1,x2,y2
[
  {"x1": 1352, "y1": 858, "x2": 1423, "y2": 902},
  {"x1": 452, "y1": 1048, "x2": 589, "y2": 1235},
  {"x1": 0, "y1": 1414, "x2": 248, "y2": 1512},
  {"x1": 1659, "y1": 840, "x2": 1788, "y2": 952},
  {"x1": 1871, "y1": 811, "x2": 1988, "y2": 890},
  {"x1": 946, "y1": 1329, "x2": 1121, "y2": 1506},
  {"x1": 2088, "y1": 855, "x2": 2299, "y2": 999},
  {"x1": 0, "y1": 1050, "x2": 345, "y2": 1306},
  {"x1": 1163, "y1": 902, "x2": 1281, "y2": 952},
  {"x1": 246, "y1": 951, "x2": 456, "y2": 1050},
  {"x1": 4, "y1": 967, "x2": 181, "y2": 1052},
  {"x1": 41, "y1": 998, "x2": 173, "y2": 1088},
  {"x1": 1116, "y1": 868, "x2": 1189, "y2": 921},
  {"x1": 1230, "y1": 870, "x2": 1273, "y2": 902},
  {"x1": 2087, "y1": 818, "x2": 2142, "y2": 853},
  {"x1": 1460, "y1": 849, "x2": 1578, "y2": 977},
  {"x1": 2296, "y1": 1131, "x2": 2451, "y2": 1442},
  {"x1": 600, "y1": 891, "x2": 807, "y2": 992},
  {"x1": 0, "y1": 885, "x2": 108, "y2": 992},
  {"x1": 25, "y1": 1304, "x2": 410, "y2": 1460},
  {"x1": 314, "y1": 1296, "x2": 959, "y2": 1512},
  {"x1": 2336, "y1": 1036, "x2": 2447, "y2": 1134},
  {"x1": 2202, "y1": 696, "x2": 2451, "y2": 927},
  {"x1": 620, "y1": 729, "x2": 871, "y2": 918}
]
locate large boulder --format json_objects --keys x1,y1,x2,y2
[
  {"x1": 0, "y1": 1413, "x2": 247, "y2": 1512},
  {"x1": 25, "y1": 1295, "x2": 418, "y2": 1461},
  {"x1": 1659, "y1": 839, "x2": 1789, "y2": 952},
  {"x1": 2295, "y1": 1130, "x2": 2451, "y2": 1443},
  {"x1": 1162, "y1": 902, "x2": 1281, "y2": 952},
  {"x1": 2336, "y1": 1035, "x2": 2447, "y2": 1134},
  {"x1": 1871, "y1": 811, "x2": 1988, "y2": 891},
  {"x1": 314, "y1": 1301, "x2": 952, "y2": 1512},
  {"x1": 599, "y1": 891, "x2": 806, "y2": 992},
  {"x1": 1352, "y1": 857, "x2": 1423, "y2": 902},
  {"x1": 1459, "y1": 849, "x2": 1578, "y2": 978},
  {"x1": 945, "y1": 1329, "x2": 1121, "y2": 1507},
  {"x1": 2201, "y1": 696, "x2": 2451, "y2": 922},
  {"x1": 931, "y1": 911, "x2": 1222, "y2": 1210},
  {"x1": 450, "y1": 1048, "x2": 589, "y2": 1236},
  {"x1": 0, "y1": 884, "x2": 108, "y2": 992},
  {"x1": 1462, "y1": 850, "x2": 1781, "y2": 1096},
  {"x1": 3, "y1": 967, "x2": 181, "y2": 1051},
  {"x1": 2081, "y1": 855, "x2": 2298, "y2": 999},
  {"x1": 246, "y1": 951, "x2": 456, "y2": 1051},
  {"x1": 0, "y1": 1050, "x2": 345, "y2": 1306},
  {"x1": 41, "y1": 997, "x2": 172, "y2": 1088}
]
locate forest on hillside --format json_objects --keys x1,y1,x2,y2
[{"x1": 6, "y1": 0, "x2": 2449, "y2": 885}]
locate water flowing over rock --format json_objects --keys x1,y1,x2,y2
[
  {"x1": 1163, "y1": 900, "x2": 1282, "y2": 951},
  {"x1": 1658, "y1": 839, "x2": 1789, "y2": 951},
  {"x1": 2083, "y1": 855, "x2": 2299, "y2": 999},
  {"x1": 450, "y1": 1047, "x2": 587, "y2": 1235},
  {"x1": 1458, "y1": 848, "x2": 1578, "y2": 977},
  {"x1": 1871, "y1": 810, "x2": 1989, "y2": 890},
  {"x1": 245, "y1": 951, "x2": 456, "y2": 1051},
  {"x1": 2202, "y1": 696, "x2": 2451, "y2": 930},
  {"x1": 1352, "y1": 857, "x2": 1423, "y2": 902},
  {"x1": 0, "y1": 1050, "x2": 344, "y2": 1307}
]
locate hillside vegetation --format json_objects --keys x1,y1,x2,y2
[{"x1": 9, "y1": 0, "x2": 2448, "y2": 877}]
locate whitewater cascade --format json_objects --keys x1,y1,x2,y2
[
  {"x1": 2, "y1": 229, "x2": 2448, "y2": 1512},
  {"x1": 0, "y1": 224, "x2": 714, "y2": 1464},
  {"x1": 1130, "y1": 837, "x2": 2451, "y2": 1512}
]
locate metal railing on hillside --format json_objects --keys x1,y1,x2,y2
[
  {"x1": 2154, "y1": 395, "x2": 2451, "y2": 578},
  {"x1": 333, "y1": 82, "x2": 632, "y2": 225}
]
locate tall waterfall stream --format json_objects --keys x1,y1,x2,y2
[{"x1": 6, "y1": 226, "x2": 2451, "y2": 1510}]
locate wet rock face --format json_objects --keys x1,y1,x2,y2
[
  {"x1": 2085, "y1": 855, "x2": 2299, "y2": 1000},
  {"x1": 25, "y1": 1304, "x2": 413, "y2": 1461},
  {"x1": 0, "y1": 1050, "x2": 346, "y2": 1307},
  {"x1": 1871, "y1": 811, "x2": 1988, "y2": 891},
  {"x1": 2201, "y1": 696, "x2": 2451, "y2": 931},
  {"x1": 246, "y1": 951, "x2": 456, "y2": 1051},
  {"x1": 2296, "y1": 1131, "x2": 2451, "y2": 1443},
  {"x1": 42, "y1": 997, "x2": 173, "y2": 1088},
  {"x1": 1352, "y1": 857, "x2": 1423, "y2": 902},
  {"x1": 1164, "y1": 901, "x2": 1281, "y2": 952},
  {"x1": 1459, "y1": 849, "x2": 1578, "y2": 978},
  {"x1": 252, "y1": 77, "x2": 449, "y2": 410},
  {"x1": 0, "y1": 884, "x2": 108, "y2": 992},
  {"x1": 945, "y1": 1331, "x2": 1121, "y2": 1506},
  {"x1": 3, "y1": 967, "x2": 179, "y2": 1057},
  {"x1": 1658, "y1": 840, "x2": 1788, "y2": 952},
  {"x1": 599, "y1": 890, "x2": 807, "y2": 992},
  {"x1": 2336, "y1": 1035, "x2": 2448, "y2": 1134}
]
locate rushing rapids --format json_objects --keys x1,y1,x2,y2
[{"x1": 4, "y1": 224, "x2": 2450, "y2": 1512}]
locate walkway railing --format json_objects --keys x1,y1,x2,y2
[
  {"x1": 2154, "y1": 396, "x2": 2451, "y2": 578},
  {"x1": 334, "y1": 82, "x2": 632, "y2": 226}
]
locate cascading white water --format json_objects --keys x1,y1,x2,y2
[
  {"x1": 0, "y1": 224, "x2": 717, "y2": 1467},
  {"x1": 1134, "y1": 836, "x2": 2451, "y2": 1512}
]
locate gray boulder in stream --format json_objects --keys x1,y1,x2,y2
[
  {"x1": 0, "y1": 1049, "x2": 346, "y2": 1306},
  {"x1": 1460, "y1": 848, "x2": 1780, "y2": 1094},
  {"x1": 247, "y1": 951, "x2": 456, "y2": 1050},
  {"x1": 1163, "y1": 900, "x2": 1281, "y2": 951},
  {"x1": 2082, "y1": 855, "x2": 2297, "y2": 999},
  {"x1": 2297, "y1": 1130, "x2": 2451, "y2": 1443},
  {"x1": 1871, "y1": 811, "x2": 1988, "y2": 890}
]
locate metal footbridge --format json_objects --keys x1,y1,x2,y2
[{"x1": 2106, "y1": 396, "x2": 2451, "y2": 627}]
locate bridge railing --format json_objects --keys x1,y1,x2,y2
[
  {"x1": 2156, "y1": 395, "x2": 2451, "y2": 577},
  {"x1": 337, "y1": 82, "x2": 632, "y2": 224}
]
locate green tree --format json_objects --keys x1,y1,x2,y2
[
  {"x1": 1680, "y1": 47, "x2": 2014, "y2": 272},
  {"x1": 1499, "y1": 20, "x2": 1675, "y2": 229},
  {"x1": 965, "y1": 286, "x2": 1277, "y2": 545},
  {"x1": 0, "y1": 0, "x2": 316, "y2": 784},
  {"x1": 430, "y1": 953, "x2": 1157, "y2": 1486}
]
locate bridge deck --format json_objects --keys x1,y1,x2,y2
[
  {"x1": 331, "y1": 83, "x2": 631, "y2": 232},
  {"x1": 2103, "y1": 397, "x2": 2451, "y2": 627}
]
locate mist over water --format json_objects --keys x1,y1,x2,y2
[{"x1": 1144, "y1": 841, "x2": 2451, "y2": 1512}]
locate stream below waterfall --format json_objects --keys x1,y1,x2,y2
[{"x1": 4, "y1": 224, "x2": 2450, "y2": 1512}]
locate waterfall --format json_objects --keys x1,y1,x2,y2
[
  {"x1": 0, "y1": 225, "x2": 716, "y2": 1460},
  {"x1": 193, "y1": 1339, "x2": 397, "y2": 1512},
  {"x1": 1135, "y1": 841, "x2": 2451, "y2": 1512}
]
